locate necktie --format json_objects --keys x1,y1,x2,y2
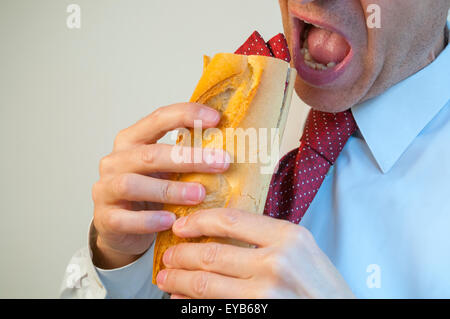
[
  {"x1": 236, "y1": 31, "x2": 357, "y2": 224},
  {"x1": 235, "y1": 31, "x2": 291, "y2": 62},
  {"x1": 264, "y1": 110, "x2": 356, "y2": 223}
]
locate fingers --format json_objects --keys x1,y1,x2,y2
[
  {"x1": 172, "y1": 208, "x2": 298, "y2": 247},
  {"x1": 114, "y1": 103, "x2": 220, "y2": 151},
  {"x1": 162, "y1": 242, "x2": 257, "y2": 279},
  {"x1": 100, "y1": 209, "x2": 176, "y2": 235},
  {"x1": 170, "y1": 294, "x2": 190, "y2": 299},
  {"x1": 99, "y1": 144, "x2": 230, "y2": 176},
  {"x1": 104, "y1": 173, "x2": 206, "y2": 205},
  {"x1": 156, "y1": 269, "x2": 250, "y2": 299}
]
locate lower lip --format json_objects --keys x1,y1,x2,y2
[{"x1": 292, "y1": 18, "x2": 353, "y2": 87}]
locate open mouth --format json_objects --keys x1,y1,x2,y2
[{"x1": 291, "y1": 15, "x2": 353, "y2": 86}]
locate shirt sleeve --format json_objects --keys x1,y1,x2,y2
[{"x1": 60, "y1": 220, "x2": 165, "y2": 299}]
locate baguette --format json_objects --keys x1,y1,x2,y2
[{"x1": 152, "y1": 53, "x2": 296, "y2": 284}]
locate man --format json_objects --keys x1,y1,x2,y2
[{"x1": 61, "y1": 0, "x2": 450, "y2": 298}]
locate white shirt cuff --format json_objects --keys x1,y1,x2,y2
[{"x1": 88, "y1": 220, "x2": 165, "y2": 299}]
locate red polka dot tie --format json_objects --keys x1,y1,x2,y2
[
  {"x1": 236, "y1": 31, "x2": 357, "y2": 224},
  {"x1": 235, "y1": 31, "x2": 291, "y2": 62},
  {"x1": 264, "y1": 110, "x2": 356, "y2": 223}
]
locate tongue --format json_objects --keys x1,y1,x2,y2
[{"x1": 307, "y1": 26, "x2": 350, "y2": 65}]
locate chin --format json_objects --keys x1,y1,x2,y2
[{"x1": 294, "y1": 76, "x2": 365, "y2": 113}]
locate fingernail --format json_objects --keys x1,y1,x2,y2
[
  {"x1": 156, "y1": 270, "x2": 167, "y2": 285},
  {"x1": 174, "y1": 216, "x2": 187, "y2": 229},
  {"x1": 204, "y1": 148, "x2": 231, "y2": 170},
  {"x1": 182, "y1": 184, "x2": 204, "y2": 203},
  {"x1": 159, "y1": 214, "x2": 175, "y2": 228},
  {"x1": 199, "y1": 108, "x2": 220, "y2": 124},
  {"x1": 163, "y1": 248, "x2": 173, "y2": 266}
]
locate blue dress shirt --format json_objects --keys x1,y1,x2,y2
[{"x1": 301, "y1": 26, "x2": 450, "y2": 298}]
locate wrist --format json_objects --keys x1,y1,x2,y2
[{"x1": 92, "y1": 236, "x2": 145, "y2": 269}]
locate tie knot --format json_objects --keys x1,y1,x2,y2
[{"x1": 301, "y1": 109, "x2": 357, "y2": 164}]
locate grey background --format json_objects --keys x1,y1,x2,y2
[{"x1": 0, "y1": 0, "x2": 308, "y2": 298}]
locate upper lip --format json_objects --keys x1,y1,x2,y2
[{"x1": 289, "y1": 8, "x2": 353, "y2": 52}]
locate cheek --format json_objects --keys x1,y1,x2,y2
[
  {"x1": 359, "y1": 0, "x2": 404, "y2": 55},
  {"x1": 279, "y1": 0, "x2": 293, "y2": 53},
  {"x1": 358, "y1": 1, "x2": 396, "y2": 83}
]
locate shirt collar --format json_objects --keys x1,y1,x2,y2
[{"x1": 351, "y1": 23, "x2": 450, "y2": 174}]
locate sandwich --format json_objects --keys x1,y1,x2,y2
[{"x1": 152, "y1": 32, "x2": 297, "y2": 284}]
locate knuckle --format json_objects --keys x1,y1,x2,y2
[
  {"x1": 221, "y1": 209, "x2": 240, "y2": 226},
  {"x1": 279, "y1": 221, "x2": 307, "y2": 243},
  {"x1": 192, "y1": 272, "x2": 209, "y2": 297},
  {"x1": 99, "y1": 155, "x2": 114, "y2": 176},
  {"x1": 91, "y1": 182, "x2": 102, "y2": 203},
  {"x1": 261, "y1": 250, "x2": 284, "y2": 279},
  {"x1": 186, "y1": 102, "x2": 201, "y2": 115},
  {"x1": 185, "y1": 210, "x2": 199, "y2": 225},
  {"x1": 164, "y1": 269, "x2": 177, "y2": 288},
  {"x1": 113, "y1": 129, "x2": 127, "y2": 149},
  {"x1": 266, "y1": 254, "x2": 280, "y2": 278},
  {"x1": 134, "y1": 215, "x2": 149, "y2": 234},
  {"x1": 150, "y1": 107, "x2": 165, "y2": 124},
  {"x1": 186, "y1": 104, "x2": 204, "y2": 123},
  {"x1": 140, "y1": 145, "x2": 156, "y2": 164},
  {"x1": 170, "y1": 244, "x2": 183, "y2": 265},
  {"x1": 93, "y1": 215, "x2": 109, "y2": 237},
  {"x1": 217, "y1": 209, "x2": 241, "y2": 237},
  {"x1": 159, "y1": 181, "x2": 171, "y2": 202},
  {"x1": 290, "y1": 225, "x2": 312, "y2": 244},
  {"x1": 104, "y1": 210, "x2": 121, "y2": 233},
  {"x1": 113, "y1": 174, "x2": 135, "y2": 198},
  {"x1": 201, "y1": 243, "x2": 220, "y2": 267},
  {"x1": 93, "y1": 211, "x2": 102, "y2": 231},
  {"x1": 182, "y1": 148, "x2": 196, "y2": 169}
]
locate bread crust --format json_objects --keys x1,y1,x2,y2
[{"x1": 152, "y1": 53, "x2": 296, "y2": 284}]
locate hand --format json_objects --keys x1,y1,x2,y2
[
  {"x1": 156, "y1": 208, "x2": 355, "y2": 299},
  {"x1": 91, "y1": 103, "x2": 230, "y2": 269}
]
